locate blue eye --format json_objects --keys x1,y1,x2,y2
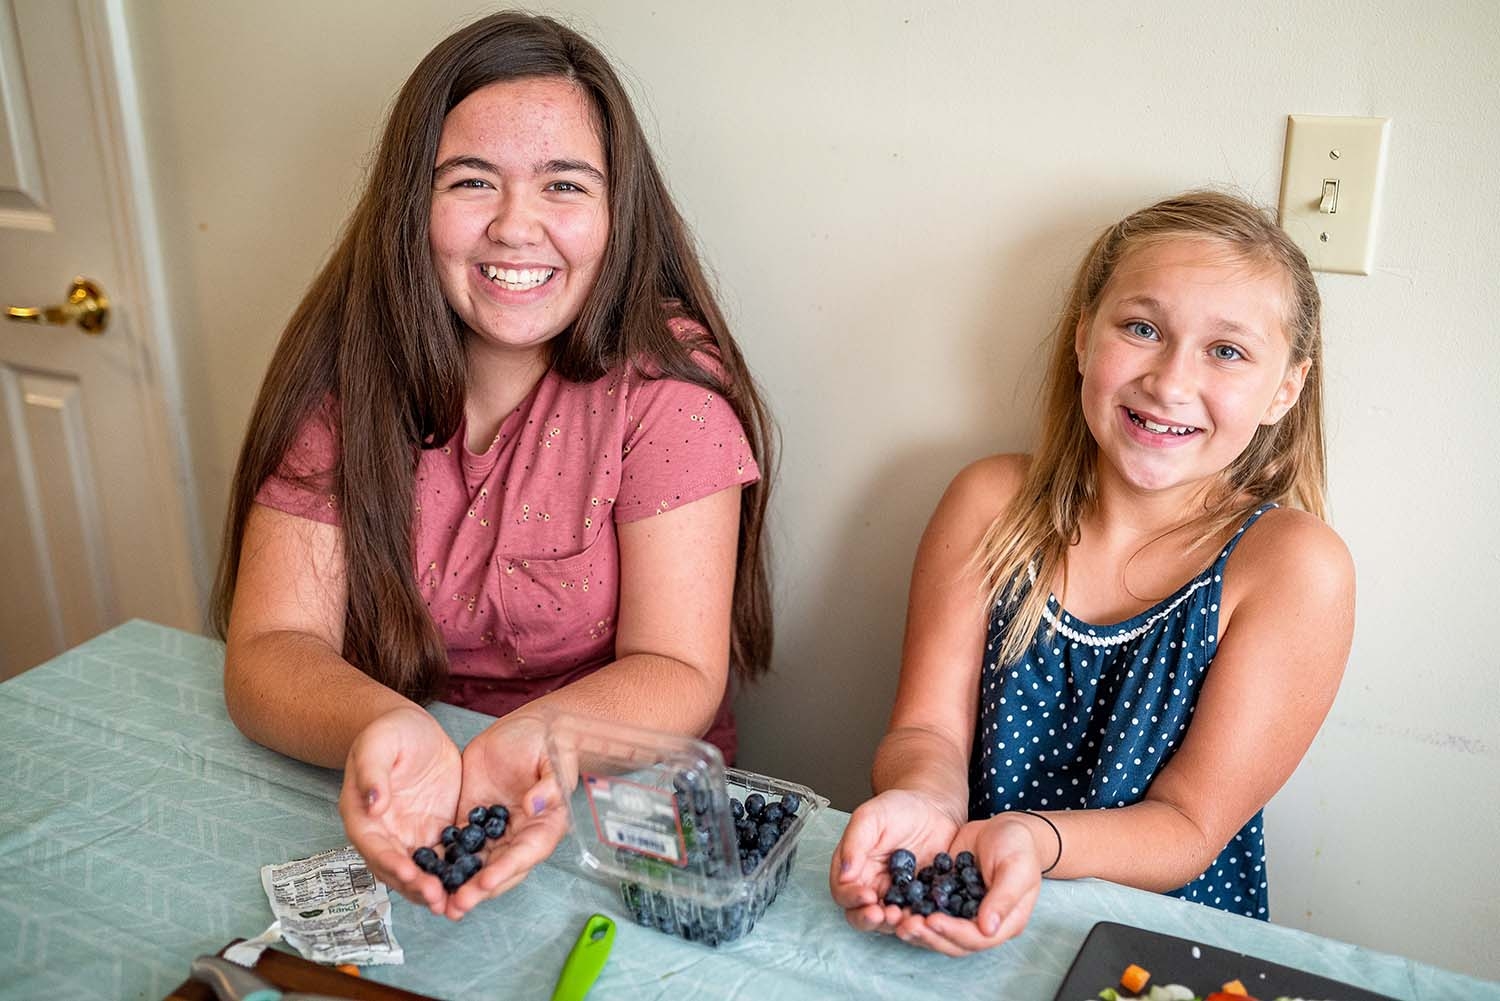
[
  {"x1": 1212, "y1": 344, "x2": 1244, "y2": 361},
  {"x1": 1126, "y1": 321, "x2": 1159, "y2": 340}
]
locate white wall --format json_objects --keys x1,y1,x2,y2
[{"x1": 127, "y1": 0, "x2": 1500, "y2": 980}]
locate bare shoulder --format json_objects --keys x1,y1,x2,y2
[
  {"x1": 1225, "y1": 506, "x2": 1355, "y2": 612},
  {"x1": 940, "y1": 453, "x2": 1031, "y2": 524},
  {"x1": 912, "y1": 453, "x2": 1033, "y2": 577}
]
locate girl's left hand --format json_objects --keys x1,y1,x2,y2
[
  {"x1": 441, "y1": 712, "x2": 570, "y2": 920},
  {"x1": 891, "y1": 813, "x2": 1044, "y2": 957}
]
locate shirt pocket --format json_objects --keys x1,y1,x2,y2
[{"x1": 495, "y1": 526, "x2": 618, "y2": 678}]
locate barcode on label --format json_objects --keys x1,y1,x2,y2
[
  {"x1": 348, "y1": 864, "x2": 374, "y2": 894},
  {"x1": 603, "y1": 819, "x2": 681, "y2": 862}
]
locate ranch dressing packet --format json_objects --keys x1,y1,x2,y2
[{"x1": 257, "y1": 844, "x2": 404, "y2": 965}]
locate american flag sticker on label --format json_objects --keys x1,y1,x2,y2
[{"x1": 583, "y1": 774, "x2": 685, "y2": 865}]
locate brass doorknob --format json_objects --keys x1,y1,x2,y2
[{"x1": 5, "y1": 277, "x2": 109, "y2": 335}]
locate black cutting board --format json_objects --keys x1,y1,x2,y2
[{"x1": 1052, "y1": 921, "x2": 1402, "y2": 1001}]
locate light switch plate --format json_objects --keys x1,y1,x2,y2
[{"x1": 1277, "y1": 115, "x2": 1391, "y2": 275}]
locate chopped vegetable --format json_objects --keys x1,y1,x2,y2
[
  {"x1": 1221, "y1": 980, "x2": 1249, "y2": 996},
  {"x1": 1120, "y1": 963, "x2": 1150, "y2": 995},
  {"x1": 1147, "y1": 985, "x2": 1195, "y2": 1001}
]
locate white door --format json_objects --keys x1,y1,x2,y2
[{"x1": 0, "y1": 0, "x2": 199, "y2": 679}]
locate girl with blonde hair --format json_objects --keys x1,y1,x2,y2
[{"x1": 831, "y1": 190, "x2": 1354, "y2": 955}]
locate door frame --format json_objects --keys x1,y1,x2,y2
[{"x1": 65, "y1": 0, "x2": 206, "y2": 625}]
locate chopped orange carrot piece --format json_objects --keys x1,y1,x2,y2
[
  {"x1": 1221, "y1": 980, "x2": 1248, "y2": 995},
  {"x1": 1120, "y1": 963, "x2": 1150, "y2": 994}
]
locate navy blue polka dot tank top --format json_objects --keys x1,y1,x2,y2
[{"x1": 969, "y1": 503, "x2": 1276, "y2": 919}]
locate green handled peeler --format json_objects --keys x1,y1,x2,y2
[{"x1": 550, "y1": 913, "x2": 616, "y2": 1001}]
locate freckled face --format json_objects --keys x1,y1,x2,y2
[
  {"x1": 428, "y1": 77, "x2": 610, "y2": 360},
  {"x1": 1074, "y1": 239, "x2": 1310, "y2": 497}
]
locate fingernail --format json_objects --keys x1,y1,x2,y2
[
  {"x1": 365, "y1": 788, "x2": 378, "y2": 808},
  {"x1": 984, "y1": 915, "x2": 998, "y2": 936},
  {"x1": 839, "y1": 860, "x2": 850, "y2": 876},
  {"x1": 532, "y1": 795, "x2": 546, "y2": 814}
]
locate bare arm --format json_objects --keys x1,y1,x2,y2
[
  {"x1": 873, "y1": 455, "x2": 1030, "y2": 826},
  {"x1": 223, "y1": 504, "x2": 417, "y2": 768}
]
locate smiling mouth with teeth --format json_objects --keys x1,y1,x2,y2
[
  {"x1": 1126, "y1": 408, "x2": 1199, "y2": 436},
  {"x1": 482, "y1": 265, "x2": 555, "y2": 291}
]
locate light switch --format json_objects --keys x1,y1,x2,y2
[
  {"x1": 1318, "y1": 179, "x2": 1339, "y2": 214},
  {"x1": 1277, "y1": 115, "x2": 1391, "y2": 275}
]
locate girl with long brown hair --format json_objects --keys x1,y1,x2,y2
[
  {"x1": 830, "y1": 191, "x2": 1354, "y2": 954},
  {"x1": 213, "y1": 12, "x2": 774, "y2": 921}
]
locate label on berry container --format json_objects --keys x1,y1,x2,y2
[{"x1": 582, "y1": 773, "x2": 685, "y2": 865}]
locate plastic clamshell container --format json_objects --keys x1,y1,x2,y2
[{"x1": 544, "y1": 712, "x2": 825, "y2": 946}]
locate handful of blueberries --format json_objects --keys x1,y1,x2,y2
[
  {"x1": 882, "y1": 848, "x2": 988, "y2": 919},
  {"x1": 410, "y1": 804, "x2": 510, "y2": 892}
]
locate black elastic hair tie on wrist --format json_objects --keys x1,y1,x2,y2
[{"x1": 1018, "y1": 809, "x2": 1062, "y2": 874}]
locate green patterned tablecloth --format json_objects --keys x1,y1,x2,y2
[{"x1": 2, "y1": 621, "x2": 1496, "y2": 1000}]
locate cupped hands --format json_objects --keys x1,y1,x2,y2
[
  {"x1": 338, "y1": 706, "x2": 567, "y2": 921},
  {"x1": 832, "y1": 796, "x2": 1047, "y2": 957}
]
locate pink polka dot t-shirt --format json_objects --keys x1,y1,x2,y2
[{"x1": 255, "y1": 344, "x2": 759, "y2": 759}]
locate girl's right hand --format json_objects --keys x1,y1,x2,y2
[
  {"x1": 337, "y1": 705, "x2": 463, "y2": 915},
  {"x1": 828, "y1": 788, "x2": 961, "y2": 936}
]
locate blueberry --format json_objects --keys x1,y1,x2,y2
[
  {"x1": 930, "y1": 889, "x2": 950, "y2": 912},
  {"x1": 482, "y1": 814, "x2": 507, "y2": 840},
  {"x1": 761, "y1": 804, "x2": 784, "y2": 826},
  {"x1": 445, "y1": 843, "x2": 467, "y2": 864},
  {"x1": 955, "y1": 851, "x2": 975, "y2": 869},
  {"x1": 440, "y1": 825, "x2": 460, "y2": 846},
  {"x1": 933, "y1": 852, "x2": 953, "y2": 874},
  {"x1": 918, "y1": 865, "x2": 937, "y2": 884},
  {"x1": 915, "y1": 898, "x2": 937, "y2": 917},
  {"x1": 740, "y1": 850, "x2": 762, "y2": 875},
  {"x1": 453, "y1": 852, "x2": 482, "y2": 882},
  {"x1": 961, "y1": 899, "x2": 979, "y2": 919},
  {"x1": 888, "y1": 848, "x2": 917, "y2": 876},
  {"x1": 744, "y1": 793, "x2": 765, "y2": 819},
  {"x1": 778, "y1": 813, "x2": 795, "y2": 834},
  {"x1": 468, "y1": 805, "x2": 489, "y2": 825},
  {"x1": 412, "y1": 846, "x2": 440, "y2": 873},
  {"x1": 780, "y1": 793, "x2": 801, "y2": 816},
  {"x1": 458, "y1": 824, "x2": 486, "y2": 854},
  {"x1": 730, "y1": 798, "x2": 745, "y2": 820},
  {"x1": 440, "y1": 866, "x2": 465, "y2": 893},
  {"x1": 756, "y1": 826, "x2": 778, "y2": 853},
  {"x1": 934, "y1": 875, "x2": 957, "y2": 896},
  {"x1": 487, "y1": 804, "x2": 510, "y2": 825},
  {"x1": 883, "y1": 884, "x2": 905, "y2": 906},
  {"x1": 904, "y1": 880, "x2": 926, "y2": 905}
]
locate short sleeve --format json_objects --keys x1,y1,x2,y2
[
  {"x1": 613, "y1": 373, "x2": 760, "y2": 523},
  {"x1": 254, "y1": 400, "x2": 341, "y2": 525}
]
